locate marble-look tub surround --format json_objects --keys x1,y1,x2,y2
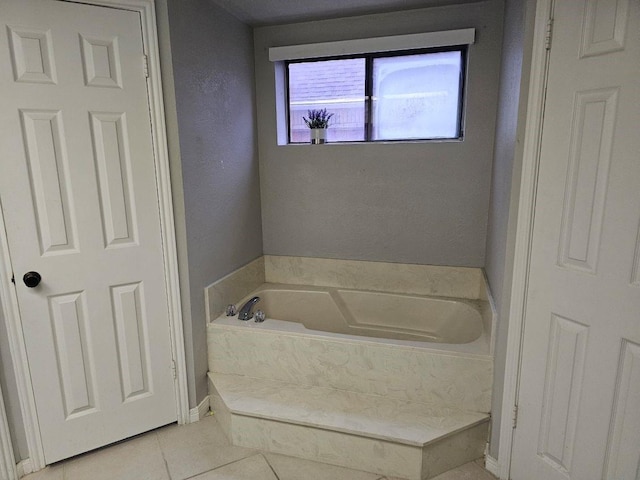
[
  {"x1": 264, "y1": 256, "x2": 485, "y2": 300},
  {"x1": 209, "y1": 373, "x2": 488, "y2": 446},
  {"x1": 206, "y1": 256, "x2": 494, "y2": 479},
  {"x1": 206, "y1": 255, "x2": 494, "y2": 413},
  {"x1": 205, "y1": 256, "x2": 265, "y2": 320},
  {"x1": 208, "y1": 323, "x2": 492, "y2": 413},
  {"x1": 479, "y1": 271, "x2": 497, "y2": 356},
  {"x1": 225, "y1": 411, "x2": 425, "y2": 479},
  {"x1": 209, "y1": 375, "x2": 488, "y2": 480},
  {"x1": 206, "y1": 255, "x2": 495, "y2": 350}
]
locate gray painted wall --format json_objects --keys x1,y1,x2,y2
[
  {"x1": 484, "y1": 0, "x2": 536, "y2": 459},
  {"x1": 254, "y1": 1, "x2": 504, "y2": 266},
  {"x1": 0, "y1": 302, "x2": 28, "y2": 460},
  {"x1": 166, "y1": 0, "x2": 263, "y2": 404}
]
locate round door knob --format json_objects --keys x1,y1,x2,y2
[{"x1": 23, "y1": 271, "x2": 42, "y2": 288}]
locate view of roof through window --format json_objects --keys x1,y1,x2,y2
[
  {"x1": 289, "y1": 58, "x2": 366, "y2": 143},
  {"x1": 287, "y1": 50, "x2": 464, "y2": 143}
]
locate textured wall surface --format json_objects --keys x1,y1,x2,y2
[
  {"x1": 167, "y1": 0, "x2": 262, "y2": 404},
  {"x1": 484, "y1": 0, "x2": 535, "y2": 459},
  {"x1": 254, "y1": 1, "x2": 504, "y2": 267}
]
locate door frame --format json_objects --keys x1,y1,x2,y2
[
  {"x1": 494, "y1": 0, "x2": 553, "y2": 478},
  {"x1": 0, "y1": 0, "x2": 189, "y2": 473},
  {"x1": 0, "y1": 382, "x2": 18, "y2": 480}
]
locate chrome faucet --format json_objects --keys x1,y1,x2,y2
[{"x1": 238, "y1": 296, "x2": 260, "y2": 321}]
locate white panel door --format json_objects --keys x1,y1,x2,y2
[
  {"x1": 511, "y1": 0, "x2": 640, "y2": 479},
  {"x1": 0, "y1": 0, "x2": 177, "y2": 463}
]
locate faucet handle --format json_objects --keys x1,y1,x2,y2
[
  {"x1": 254, "y1": 310, "x2": 266, "y2": 323},
  {"x1": 225, "y1": 304, "x2": 237, "y2": 316}
]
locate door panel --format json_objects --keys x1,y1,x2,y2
[
  {"x1": 48, "y1": 291, "x2": 97, "y2": 418},
  {"x1": 0, "y1": 0, "x2": 177, "y2": 463},
  {"x1": 89, "y1": 111, "x2": 138, "y2": 248},
  {"x1": 111, "y1": 282, "x2": 152, "y2": 402},
  {"x1": 19, "y1": 109, "x2": 78, "y2": 255},
  {"x1": 7, "y1": 26, "x2": 57, "y2": 84},
  {"x1": 511, "y1": 0, "x2": 640, "y2": 478},
  {"x1": 557, "y1": 87, "x2": 617, "y2": 274},
  {"x1": 537, "y1": 315, "x2": 588, "y2": 474},
  {"x1": 605, "y1": 340, "x2": 640, "y2": 479}
]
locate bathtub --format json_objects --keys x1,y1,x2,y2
[
  {"x1": 209, "y1": 282, "x2": 492, "y2": 413},
  {"x1": 208, "y1": 270, "x2": 493, "y2": 478},
  {"x1": 213, "y1": 283, "x2": 491, "y2": 357}
]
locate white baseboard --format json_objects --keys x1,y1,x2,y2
[
  {"x1": 16, "y1": 459, "x2": 33, "y2": 478},
  {"x1": 484, "y1": 454, "x2": 499, "y2": 477},
  {"x1": 189, "y1": 395, "x2": 210, "y2": 423}
]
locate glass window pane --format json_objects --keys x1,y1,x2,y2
[
  {"x1": 288, "y1": 58, "x2": 366, "y2": 143},
  {"x1": 372, "y1": 51, "x2": 462, "y2": 141}
]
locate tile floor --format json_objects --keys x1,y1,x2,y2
[{"x1": 23, "y1": 415, "x2": 497, "y2": 480}]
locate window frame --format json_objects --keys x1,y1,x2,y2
[{"x1": 285, "y1": 45, "x2": 468, "y2": 144}]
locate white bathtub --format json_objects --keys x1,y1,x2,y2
[{"x1": 215, "y1": 283, "x2": 490, "y2": 356}]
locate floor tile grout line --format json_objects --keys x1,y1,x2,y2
[
  {"x1": 151, "y1": 431, "x2": 172, "y2": 480},
  {"x1": 260, "y1": 453, "x2": 281, "y2": 480},
  {"x1": 181, "y1": 452, "x2": 262, "y2": 480},
  {"x1": 162, "y1": 456, "x2": 172, "y2": 480}
]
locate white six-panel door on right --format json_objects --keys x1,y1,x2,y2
[{"x1": 511, "y1": 0, "x2": 640, "y2": 479}]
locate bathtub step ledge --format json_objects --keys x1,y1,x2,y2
[{"x1": 209, "y1": 372, "x2": 488, "y2": 480}]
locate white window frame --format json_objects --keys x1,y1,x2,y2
[{"x1": 269, "y1": 28, "x2": 475, "y2": 61}]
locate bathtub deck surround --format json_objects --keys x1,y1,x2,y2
[
  {"x1": 206, "y1": 256, "x2": 495, "y2": 479},
  {"x1": 210, "y1": 317, "x2": 491, "y2": 411},
  {"x1": 262, "y1": 256, "x2": 495, "y2": 352},
  {"x1": 264, "y1": 256, "x2": 484, "y2": 299},
  {"x1": 205, "y1": 256, "x2": 265, "y2": 321},
  {"x1": 206, "y1": 256, "x2": 494, "y2": 343},
  {"x1": 209, "y1": 372, "x2": 488, "y2": 480},
  {"x1": 208, "y1": 321, "x2": 491, "y2": 479}
]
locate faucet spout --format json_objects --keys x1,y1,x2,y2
[{"x1": 238, "y1": 296, "x2": 260, "y2": 321}]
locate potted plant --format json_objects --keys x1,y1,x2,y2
[{"x1": 303, "y1": 108, "x2": 334, "y2": 144}]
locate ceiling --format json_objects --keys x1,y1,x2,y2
[{"x1": 209, "y1": 0, "x2": 486, "y2": 27}]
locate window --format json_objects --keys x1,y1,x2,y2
[{"x1": 287, "y1": 47, "x2": 466, "y2": 143}]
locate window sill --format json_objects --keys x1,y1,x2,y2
[{"x1": 281, "y1": 138, "x2": 464, "y2": 146}]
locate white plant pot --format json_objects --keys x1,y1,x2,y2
[{"x1": 310, "y1": 128, "x2": 327, "y2": 144}]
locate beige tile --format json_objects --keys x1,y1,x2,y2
[
  {"x1": 206, "y1": 257, "x2": 265, "y2": 321},
  {"x1": 211, "y1": 372, "x2": 488, "y2": 447},
  {"x1": 229, "y1": 415, "x2": 422, "y2": 479},
  {"x1": 63, "y1": 431, "x2": 168, "y2": 480},
  {"x1": 157, "y1": 415, "x2": 255, "y2": 480},
  {"x1": 264, "y1": 256, "x2": 482, "y2": 300},
  {"x1": 421, "y1": 423, "x2": 488, "y2": 479},
  {"x1": 382, "y1": 460, "x2": 496, "y2": 480},
  {"x1": 190, "y1": 454, "x2": 278, "y2": 480},
  {"x1": 23, "y1": 464, "x2": 64, "y2": 480},
  {"x1": 209, "y1": 324, "x2": 493, "y2": 413},
  {"x1": 265, "y1": 452, "x2": 382, "y2": 480},
  {"x1": 429, "y1": 460, "x2": 496, "y2": 480}
]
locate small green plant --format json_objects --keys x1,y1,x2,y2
[{"x1": 303, "y1": 108, "x2": 334, "y2": 129}]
